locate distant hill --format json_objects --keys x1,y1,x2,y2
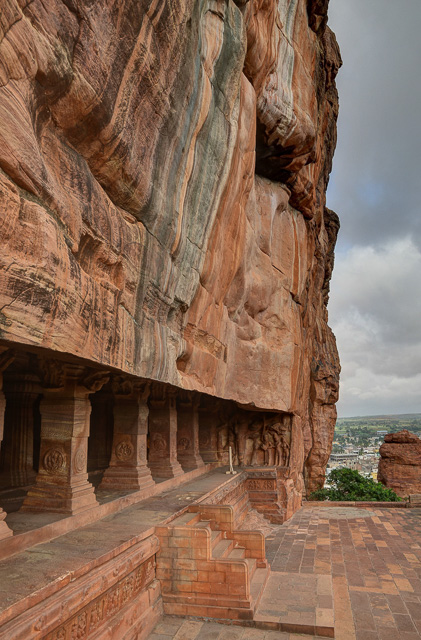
[
  {"x1": 335, "y1": 414, "x2": 421, "y2": 437},
  {"x1": 338, "y1": 413, "x2": 421, "y2": 421}
]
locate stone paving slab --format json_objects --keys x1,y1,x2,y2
[
  {"x1": 267, "y1": 506, "x2": 421, "y2": 640},
  {"x1": 148, "y1": 616, "x2": 325, "y2": 639},
  {"x1": 254, "y1": 572, "x2": 334, "y2": 636},
  {"x1": 150, "y1": 506, "x2": 421, "y2": 640}
]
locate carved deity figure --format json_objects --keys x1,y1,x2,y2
[
  {"x1": 216, "y1": 413, "x2": 291, "y2": 468},
  {"x1": 269, "y1": 422, "x2": 291, "y2": 466},
  {"x1": 216, "y1": 415, "x2": 231, "y2": 462},
  {"x1": 250, "y1": 427, "x2": 263, "y2": 465},
  {"x1": 232, "y1": 419, "x2": 249, "y2": 466},
  {"x1": 261, "y1": 430, "x2": 276, "y2": 466}
]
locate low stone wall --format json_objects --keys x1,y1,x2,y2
[
  {"x1": 0, "y1": 534, "x2": 162, "y2": 640},
  {"x1": 197, "y1": 467, "x2": 302, "y2": 525},
  {"x1": 303, "y1": 501, "x2": 409, "y2": 508}
]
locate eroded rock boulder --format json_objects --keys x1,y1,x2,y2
[{"x1": 378, "y1": 430, "x2": 421, "y2": 497}]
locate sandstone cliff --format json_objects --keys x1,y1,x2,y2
[
  {"x1": 0, "y1": 0, "x2": 341, "y2": 493},
  {"x1": 378, "y1": 430, "x2": 421, "y2": 497}
]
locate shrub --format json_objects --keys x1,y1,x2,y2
[{"x1": 309, "y1": 468, "x2": 401, "y2": 502}]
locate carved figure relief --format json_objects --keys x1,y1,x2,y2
[
  {"x1": 73, "y1": 448, "x2": 86, "y2": 473},
  {"x1": 38, "y1": 358, "x2": 65, "y2": 391},
  {"x1": 151, "y1": 433, "x2": 167, "y2": 451},
  {"x1": 44, "y1": 552, "x2": 157, "y2": 640},
  {"x1": 115, "y1": 441, "x2": 134, "y2": 461},
  {"x1": 71, "y1": 612, "x2": 87, "y2": 639},
  {"x1": 178, "y1": 437, "x2": 190, "y2": 450},
  {"x1": 215, "y1": 413, "x2": 292, "y2": 468},
  {"x1": 199, "y1": 432, "x2": 210, "y2": 447},
  {"x1": 247, "y1": 478, "x2": 276, "y2": 491},
  {"x1": 89, "y1": 600, "x2": 104, "y2": 631},
  {"x1": 43, "y1": 448, "x2": 66, "y2": 473}
]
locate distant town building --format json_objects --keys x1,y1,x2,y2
[
  {"x1": 376, "y1": 430, "x2": 388, "y2": 436},
  {"x1": 329, "y1": 453, "x2": 359, "y2": 463}
]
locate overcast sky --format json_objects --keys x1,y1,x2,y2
[{"x1": 326, "y1": 0, "x2": 421, "y2": 417}]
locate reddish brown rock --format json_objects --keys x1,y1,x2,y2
[
  {"x1": 378, "y1": 430, "x2": 421, "y2": 497},
  {"x1": 0, "y1": 0, "x2": 341, "y2": 499}
]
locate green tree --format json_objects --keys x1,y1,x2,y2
[{"x1": 309, "y1": 468, "x2": 401, "y2": 502}]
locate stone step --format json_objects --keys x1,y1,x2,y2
[
  {"x1": 212, "y1": 538, "x2": 235, "y2": 559},
  {"x1": 250, "y1": 566, "x2": 270, "y2": 612},
  {"x1": 195, "y1": 519, "x2": 212, "y2": 529},
  {"x1": 245, "y1": 556, "x2": 257, "y2": 580},
  {"x1": 211, "y1": 529, "x2": 224, "y2": 548},
  {"x1": 227, "y1": 546, "x2": 246, "y2": 560},
  {"x1": 163, "y1": 599, "x2": 254, "y2": 620},
  {"x1": 169, "y1": 512, "x2": 201, "y2": 527}
]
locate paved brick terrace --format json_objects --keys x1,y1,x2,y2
[{"x1": 150, "y1": 505, "x2": 421, "y2": 640}]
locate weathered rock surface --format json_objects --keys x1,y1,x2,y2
[
  {"x1": 378, "y1": 430, "x2": 421, "y2": 497},
  {"x1": 0, "y1": 0, "x2": 341, "y2": 493}
]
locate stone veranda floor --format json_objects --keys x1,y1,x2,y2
[
  {"x1": 149, "y1": 617, "x2": 322, "y2": 639},
  {"x1": 149, "y1": 505, "x2": 421, "y2": 640}
]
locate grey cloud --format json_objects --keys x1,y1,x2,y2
[
  {"x1": 329, "y1": 239, "x2": 421, "y2": 415},
  {"x1": 330, "y1": 238, "x2": 421, "y2": 348},
  {"x1": 325, "y1": 0, "x2": 421, "y2": 416},
  {"x1": 327, "y1": 0, "x2": 421, "y2": 249}
]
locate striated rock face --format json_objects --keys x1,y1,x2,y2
[
  {"x1": 378, "y1": 431, "x2": 421, "y2": 497},
  {"x1": 0, "y1": 0, "x2": 341, "y2": 494}
]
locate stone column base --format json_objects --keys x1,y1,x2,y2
[
  {"x1": 100, "y1": 465, "x2": 155, "y2": 491},
  {"x1": 177, "y1": 452, "x2": 205, "y2": 470},
  {"x1": 148, "y1": 459, "x2": 184, "y2": 479},
  {"x1": 22, "y1": 473, "x2": 98, "y2": 515},
  {"x1": 0, "y1": 509, "x2": 12, "y2": 540}
]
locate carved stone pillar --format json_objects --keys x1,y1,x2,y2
[
  {"x1": 148, "y1": 385, "x2": 183, "y2": 479},
  {"x1": 198, "y1": 409, "x2": 219, "y2": 463},
  {"x1": 100, "y1": 380, "x2": 155, "y2": 491},
  {"x1": 0, "y1": 374, "x2": 39, "y2": 487},
  {"x1": 0, "y1": 350, "x2": 14, "y2": 540},
  {"x1": 177, "y1": 393, "x2": 204, "y2": 470},
  {"x1": 22, "y1": 364, "x2": 109, "y2": 515}
]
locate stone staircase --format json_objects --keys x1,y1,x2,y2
[{"x1": 155, "y1": 504, "x2": 270, "y2": 621}]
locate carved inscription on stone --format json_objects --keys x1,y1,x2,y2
[
  {"x1": 43, "y1": 448, "x2": 66, "y2": 474},
  {"x1": 44, "y1": 557, "x2": 156, "y2": 639},
  {"x1": 115, "y1": 441, "x2": 134, "y2": 461}
]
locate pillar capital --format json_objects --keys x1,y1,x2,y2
[
  {"x1": 37, "y1": 358, "x2": 109, "y2": 397},
  {"x1": 112, "y1": 376, "x2": 150, "y2": 400},
  {"x1": 149, "y1": 382, "x2": 174, "y2": 406},
  {"x1": 177, "y1": 390, "x2": 200, "y2": 409}
]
